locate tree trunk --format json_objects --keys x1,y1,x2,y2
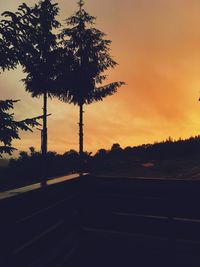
[
  {"x1": 79, "y1": 103, "x2": 84, "y2": 157},
  {"x1": 42, "y1": 91, "x2": 48, "y2": 156},
  {"x1": 79, "y1": 103, "x2": 84, "y2": 172},
  {"x1": 41, "y1": 91, "x2": 47, "y2": 186}
]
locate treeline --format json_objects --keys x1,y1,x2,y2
[
  {"x1": 1, "y1": 135, "x2": 200, "y2": 190},
  {"x1": 90, "y1": 136, "x2": 200, "y2": 172},
  {"x1": 127, "y1": 135, "x2": 200, "y2": 160}
]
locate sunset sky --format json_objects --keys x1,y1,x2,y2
[{"x1": 1, "y1": 0, "x2": 200, "y2": 155}]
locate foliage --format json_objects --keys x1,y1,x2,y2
[
  {"x1": 1, "y1": 0, "x2": 61, "y2": 97},
  {"x1": 92, "y1": 136, "x2": 200, "y2": 168},
  {"x1": 1, "y1": 1, "x2": 65, "y2": 157},
  {"x1": 57, "y1": 0, "x2": 125, "y2": 105},
  {"x1": 0, "y1": 100, "x2": 41, "y2": 157},
  {"x1": 0, "y1": 21, "x2": 17, "y2": 71}
]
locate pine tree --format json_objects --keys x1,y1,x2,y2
[{"x1": 58, "y1": 0, "x2": 125, "y2": 159}]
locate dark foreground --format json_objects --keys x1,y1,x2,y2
[{"x1": 0, "y1": 174, "x2": 200, "y2": 267}]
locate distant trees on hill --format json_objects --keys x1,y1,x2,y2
[
  {"x1": 97, "y1": 136, "x2": 200, "y2": 160},
  {"x1": 92, "y1": 136, "x2": 200, "y2": 167},
  {"x1": 88, "y1": 136, "x2": 200, "y2": 173},
  {"x1": 0, "y1": 135, "x2": 200, "y2": 190},
  {"x1": 128, "y1": 136, "x2": 200, "y2": 160}
]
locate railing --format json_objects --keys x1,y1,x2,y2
[
  {"x1": 0, "y1": 173, "x2": 85, "y2": 267},
  {"x1": 1, "y1": 174, "x2": 200, "y2": 266},
  {"x1": 82, "y1": 176, "x2": 200, "y2": 266}
]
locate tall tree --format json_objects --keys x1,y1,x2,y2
[
  {"x1": 58, "y1": 0, "x2": 125, "y2": 160},
  {"x1": 0, "y1": 100, "x2": 41, "y2": 157},
  {"x1": 1, "y1": 0, "x2": 61, "y2": 157}
]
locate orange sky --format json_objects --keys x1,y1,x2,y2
[{"x1": 1, "y1": 0, "x2": 200, "y2": 155}]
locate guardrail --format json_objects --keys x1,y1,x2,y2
[
  {"x1": 0, "y1": 173, "x2": 86, "y2": 267},
  {"x1": 82, "y1": 176, "x2": 200, "y2": 266},
  {"x1": 1, "y1": 174, "x2": 200, "y2": 266}
]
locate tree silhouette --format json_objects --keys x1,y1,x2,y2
[
  {"x1": 1, "y1": 0, "x2": 61, "y2": 157},
  {"x1": 57, "y1": 0, "x2": 125, "y2": 160},
  {"x1": 111, "y1": 143, "x2": 122, "y2": 151},
  {"x1": 0, "y1": 100, "x2": 41, "y2": 157}
]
